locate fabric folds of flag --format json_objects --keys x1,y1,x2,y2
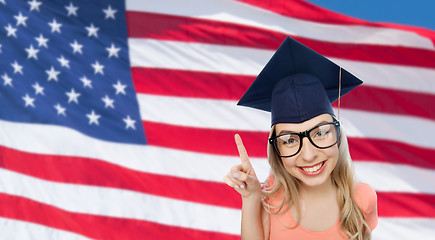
[{"x1": 0, "y1": 0, "x2": 434, "y2": 239}]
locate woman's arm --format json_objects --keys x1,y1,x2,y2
[
  {"x1": 223, "y1": 134, "x2": 267, "y2": 240},
  {"x1": 241, "y1": 194, "x2": 264, "y2": 240}
]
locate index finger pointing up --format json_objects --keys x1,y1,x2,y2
[{"x1": 234, "y1": 134, "x2": 254, "y2": 174}]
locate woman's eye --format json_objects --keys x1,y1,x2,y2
[
  {"x1": 316, "y1": 130, "x2": 328, "y2": 136},
  {"x1": 282, "y1": 137, "x2": 298, "y2": 145}
]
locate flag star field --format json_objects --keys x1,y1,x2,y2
[{"x1": 0, "y1": 0, "x2": 145, "y2": 144}]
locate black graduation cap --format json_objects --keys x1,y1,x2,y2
[{"x1": 237, "y1": 36, "x2": 363, "y2": 125}]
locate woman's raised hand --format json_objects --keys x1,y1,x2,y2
[{"x1": 223, "y1": 134, "x2": 261, "y2": 198}]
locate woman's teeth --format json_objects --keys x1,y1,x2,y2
[{"x1": 301, "y1": 162, "x2": 324, "y2": 173}]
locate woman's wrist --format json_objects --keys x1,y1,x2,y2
[{"x1": 242, "y1": 191, "x2": 262, "y2": 203}]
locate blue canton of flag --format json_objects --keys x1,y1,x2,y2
[{"x1": 0, "y1": 0, "x2": 146, "y2": 144}]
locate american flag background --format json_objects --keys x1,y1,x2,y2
[{"x1": 0, "y1": 0, "x2": 434, "y2": 239}]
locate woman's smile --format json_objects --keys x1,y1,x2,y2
[{"x1": 298, "y1": 160, "x2": 326, "y2": 176}]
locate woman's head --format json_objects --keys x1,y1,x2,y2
[{"x1": 269, "y1": 113, "x2": 340, "y2": 188}]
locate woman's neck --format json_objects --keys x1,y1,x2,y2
[{"x1": 298, "y1": 177, "x2": 336, "y2": 199}]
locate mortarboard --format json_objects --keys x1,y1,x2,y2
[{"x1": 237, "y1": 36, "x2": 363, "y2": 125}]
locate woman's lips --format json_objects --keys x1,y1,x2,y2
[{"x1": 298, "y1": 161, "x2": 326, "y2": 176}]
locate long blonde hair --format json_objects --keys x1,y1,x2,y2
[{"x1": 262, "y1": 124, "x2": 371, "y2": 240}]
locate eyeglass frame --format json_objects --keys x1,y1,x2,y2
[{"x1": 268, "y1": 120, "x2": 341, "y2": 158}]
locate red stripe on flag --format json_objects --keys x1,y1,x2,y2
[
  {"x1": 0, "y1": 146, "x2": 241, "y2": 209},
  {"x1": 143, "y1": 121, "x2": 435, "y2": 170},
  {"x1": 133, "y1": 67, "x2": 435, "y2": 121},
  {"x1": 334, "y1": 85, "x2": 435, "y2": 121},
  {"x1": 126, "y1": 11, "x2": 435, "y2": 69},
  {"x1": 126, "y1": 11, "x2": 282, "y2": 49},
  {"x1": 143, "y1": 120, "x2": 269, "y2": 157},
  {"x1": 131, "y1": 67, "x2": 252, "y2": 100},
  {"x1": 348, "y1": 138, "x2": 435, "y2": 170},
  {"x1": 377, "y1": 192, "x2": 435, "y2": 218},
  {"x1": 0, "y1": 193, "x2": 239, "y2": 240}
]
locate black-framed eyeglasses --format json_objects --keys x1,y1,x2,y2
[{"x1": 268, "y1": 121, "x2": 340, "y2": 157}]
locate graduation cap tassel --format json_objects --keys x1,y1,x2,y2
[{"x1": 338, "y1": 67, "x2": 342, "y2": 121}]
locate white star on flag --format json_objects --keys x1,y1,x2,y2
[
  {"x1": 70, "y1": 40, "x2": 83, "y2": 54},
  {"x1": 103, "y1": 5, "x2": 117, "y2": 20},
  {"x1": 25, "y1": 44, "x2": 39, "y2": 60},
  {"x1": 101, "y1": 95, "x2": 115, "y2": 109},
  {"x1": 45, "y1": 66, "x2": 60, "y2": 81},
  {"x1": 66, "y1": 88, "x2": 81, "y2": 104},
  {"x1": 54, "y1": 103, "x2": 66, "y2": 116},
  {"x1": 5, "y1": 24, "x2": 17, "y2": 38},
  {"x1": 57, "y1": 55, "x2": 70, "y2": 69},
  {"x1": 106, "y1": 43, "x2": 120, "y2": 58},
  {"x1": 86, "y1": 110, "x2": 101, "y2": 125},
  {"x1": 0, "y1": 0, "x2": 5, "y2": 5},
  {"x1": 22, "y1": 94, "x2": 35, "y2": 107},
  {"x1": 85, "y1": 23, "x2": 99, "y2": 38},
  {"x1": 32, "y1": 82, "x2": 44, "y2": 95},
  {"x1": 48, "y1": 19, "x2": 62, "y2": 33},
  {"x1": 14, "y1": 12, "x2": 28, "y2": 27},
  {"x1": 35, "y1": 34, "x2": 49, "y2": 48},
  {"x1": 91, "y1": 61, "x2": 104, "y2": 75},
  {"x1": 2, "y1": 73, "x2": 13, "y2": 87},
  {"x1": 79, "y1": 76, "x2": 92, "y2": 88},
  {"x1": 65, "y1": 2, "x2": 78, "y2": 16},
  {"x1": 123, "y1": 115, "x2": 136, "y2": 130},
  {"x1": 28, "y1": 0, "x2": 42, "y2": 12},
  {"x1": 11, "y1": 61, "x2": 23, "y2": 75},
  {"x1": 113, "y1": 80, "x2": 127, "y2": 95}
]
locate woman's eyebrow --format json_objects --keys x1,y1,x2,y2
[
  {"x1": 277, "y1": 120, "x2": 330, "y2": 135},
  {"x1": 278, "y1": 130, "x2": 295, "y2": 135}
]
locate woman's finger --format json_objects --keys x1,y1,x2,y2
[
  {"x1": 228, "y1": 171, "x2": 246, "y2": 188},
  {"x1": 223, "y1": 175, "x2": 246, "y2": 189},
  {"x1": 234, "y1": 134, "x2": 256, "y2": 176}
]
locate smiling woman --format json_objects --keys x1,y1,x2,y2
[
  {"x1": 273, "y1": 114, "x2": 340, "y2": 183},
  {"x1": 223, "y1": 36, "x2": 378, "y2": 240}
]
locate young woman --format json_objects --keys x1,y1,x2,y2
[{"x1": 223, "y1": 37, "x2": 377, "y2": 240}]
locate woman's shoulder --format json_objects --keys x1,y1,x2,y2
[
  {"x1": 353, "y1": 182, "x2": 378, "y2": 230},
  {"x1": 353, "y1": 182, "x2": 377, "y2": 210}
]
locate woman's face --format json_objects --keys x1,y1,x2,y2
[{"x1": 274, "y1": 114, "x2": 339, "y2": 188}]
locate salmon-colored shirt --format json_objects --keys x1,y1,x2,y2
[{"x1": 267, "y1": 182, "x2": 378, "y2": 240}]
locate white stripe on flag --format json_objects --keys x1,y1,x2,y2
[
  {"x1": 128, "y1": 38, "x2": 270, "y2": 76},
  {"x1": 373, "y1": 218, "x2": 435, "y2": 240},
  {"x1": 126, "y1": 0, "x2": 434, "y2": 49},
  {"x1": 129, "y1": 39, "x2": 435, "y2": 95},
  {"x1": 0, "y1": 217, "x2": 92, "y2": 240},
  {"x1": 137, "y1": 94, "x2": 270, "y2": 131},
  {"x1": 354, "y1": 162, "x2": 435, "y2": 194}
]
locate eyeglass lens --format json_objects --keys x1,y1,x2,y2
[{"x1": 274, "y1": 123, "x2": 338, "y2": 157}]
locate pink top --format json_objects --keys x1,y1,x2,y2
[{"x1": 267, "y1": 182, "x2": 378, "y2": 240}]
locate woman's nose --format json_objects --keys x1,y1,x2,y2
[{"x1": 299, "y1": 137, "x2": 317, "y2": 162}]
